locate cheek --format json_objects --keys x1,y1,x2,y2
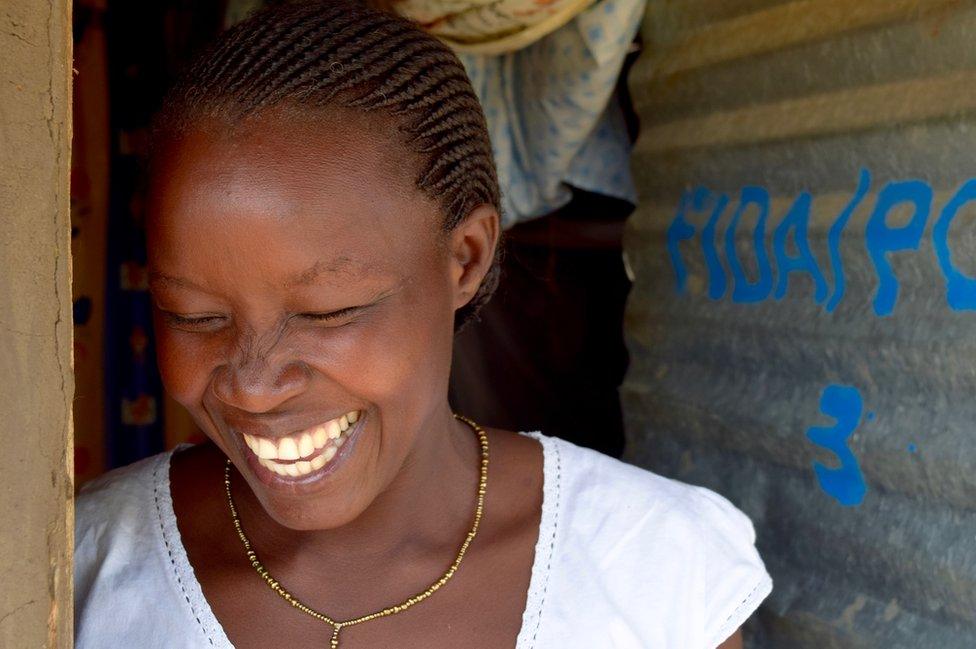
[
  {"x1": 154, "y1": 321, "x2": 219, "y2": 410},
  {"x1": 303, "y1": 279, "x2": 455, "y2": 415},
  {"x1": 304, "y1": 315, "x2": 444, "y2": 405}
]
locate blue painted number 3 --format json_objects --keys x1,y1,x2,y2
[{"x1": 806, "y1": 385, "x2": 868, "y2": 506}]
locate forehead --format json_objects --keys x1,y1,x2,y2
[
  {"x1": 146, "y1": 109, "x2": 442, "y2": 288},
  {"x1": 150, "y1": 106, "x2": 426, "y2": 218}
]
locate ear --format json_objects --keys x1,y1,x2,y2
[{"x1": 448, "y1": 204, "x2": 500, "y2": 311}]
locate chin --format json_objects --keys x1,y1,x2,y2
[{"x1": 259, "y1": 489, "x2": 372, "y2": 531}]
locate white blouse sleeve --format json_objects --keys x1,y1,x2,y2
[{"x1": 690, "y1": 486, "x2": 773, "y2": 647}]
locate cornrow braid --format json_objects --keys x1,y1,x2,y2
[{"x1": 151, "y1": 0, "x2": 502, "y2": 331}]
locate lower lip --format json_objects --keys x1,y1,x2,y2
[{"x1": 240, "y1": 416, "x2": 365, "y2": 492}]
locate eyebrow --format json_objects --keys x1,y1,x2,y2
[
  {"x1": 289, "y1": 259, "x2": 338, "y2": 287},
  {"x1": 148, "y1": 258, "x2": 382, "y2": 292},
  {"x1": 148, "y1": 271, "x2": 205, "y2": 291}
]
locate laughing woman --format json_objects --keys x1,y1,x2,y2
[{"x1": 74, "y1": 2, "x2": 771, "y2": 647}]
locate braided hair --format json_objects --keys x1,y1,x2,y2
[{"x1": 151, "y1": 0, "x2": 501, "y2": 330}]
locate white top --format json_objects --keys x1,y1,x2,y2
[{"x1": 75, "y1": 432, "x2": 772, "y2": 648}]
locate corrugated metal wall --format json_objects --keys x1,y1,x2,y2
[{"x1": 622, "y1": 1, "x2": 976, "y2": 646}]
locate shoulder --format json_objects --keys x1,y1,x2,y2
[
  {"x1": 74, "y1": 451, "x2": 174, "y2": 609},
  {"x1": 535, "y1": 432, "x2": 754, "y2": 539},
  {"x1": 76, "y1": 450, "x2": 172, "y2": 541},
  {"x1": 531, "y1": 433, "x2": 772, "y2": 647},
  {"x1": 75, "y1": 446, "x2": 229, "y2": 648}
]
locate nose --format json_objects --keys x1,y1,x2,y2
[{"x1": 212, "y1": 355, "x2": 310, "y2": 414}]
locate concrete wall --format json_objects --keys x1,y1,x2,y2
[
  {"x1": 623, "y1": 1, "x2": 976, "y2": 646},
  {"x1": 0, "y1": 1, "x2": 74, "y2": 646}
]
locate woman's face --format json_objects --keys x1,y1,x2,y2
[{"x1": 147, "y1": 109, "x2": 490, "y2": 530}]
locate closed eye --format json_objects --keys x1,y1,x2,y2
[
  {"x1": 299, "y1": 306, "x2": 364, "y2": 322},
  {"x1": 160, "y1": 311, "x2": 226, "y2": 328},
  {"x1": 159, "y1": 306, "x2": 367, "y2": 329}
]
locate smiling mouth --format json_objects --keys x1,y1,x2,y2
[{"x1": 241, "y1": 410, "x2": 361, "y2": 478}]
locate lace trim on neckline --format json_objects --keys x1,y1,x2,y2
[{"x1": 514, "y1": 431, "x2": 562, "y2": 649}]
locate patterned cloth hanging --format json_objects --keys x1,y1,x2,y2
[
  {"x1": 448, "y1": 0, "x2": 645, "y2": 225},
  {"x1": 395, "y1": 0, "x2": 597, "y2": 54}
]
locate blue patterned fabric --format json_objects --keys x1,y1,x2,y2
[
  {"x1": 103, "y1": 5, "x2": 167, "y2": 470},
  {"x1": 459, "y1": 0, "x2": 645, "y2": 226}
]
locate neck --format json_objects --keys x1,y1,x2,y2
[{"x1": 231, "y1": 401, "x2": 482, "y2": 571}]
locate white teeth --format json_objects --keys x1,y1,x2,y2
[
  {"x1": 278, "y1": 437, "x2": 300, "y2": 461},
  {"x1": 259, "y1": 458, "x2": 288, "y2": 476},
  {"x1": 259, "y1": 441, "x2": 341, "y2": 477},
  {"x1": 298, "y1": 433, "x2": 315, "y2": 458},
  {"x1": 244, "y1": 410, "x2": 361, "y2": 469},
  {"x1": 312, "y1": 425, "x2": 328, "y2": 449},
  {"x1": 326, "y1": 420, "x2": 342, "y2": 440},
  {"x1": 257, "y1": 437, "x2": 277, "y2": 460}
]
